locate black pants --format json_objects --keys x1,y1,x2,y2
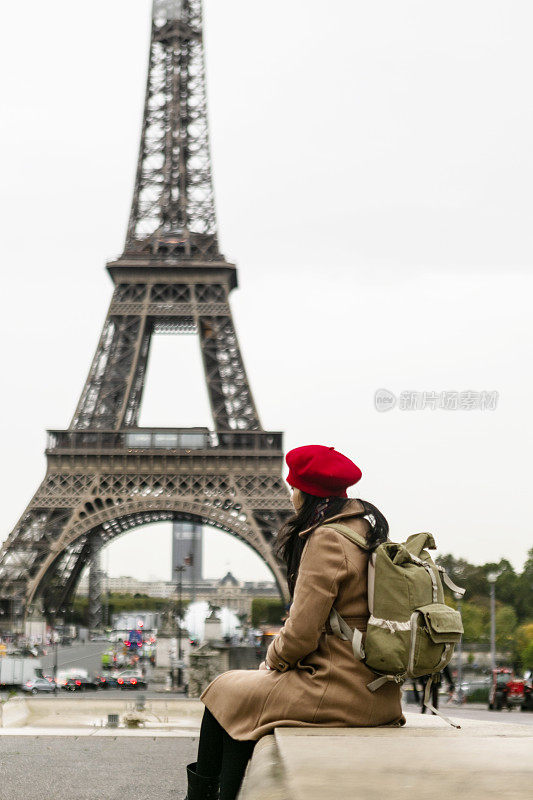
[{"x1": 196, "y1": 708, "x2": 256, "y2": 800}]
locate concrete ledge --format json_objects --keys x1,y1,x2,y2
[
  {"x1": 239, "y1": 735, "x2": 288, "y2": 800},
  {"x1": 23, "y1": 697, "x2": 203, "y2": 728},
  {"x1": 0, "y1": 726, "x2": 199, "y2": 737},
  {"x1": 0, "y1": 697, "x2": 204, "y2": 733},
  {"x1": 239, "y1": 713, "x2": 533, "y2": 800},
  {"x1": 0, "y1": 698, "x2": 29, "y2": 728},
  {"x1": 23, "y1": 697, "x2": 203, "y2": 716}
]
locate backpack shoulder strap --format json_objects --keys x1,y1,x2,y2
[
  {"x1": 324, "y1": 522, "x2": 369, "y2": 661},
  {"x1": 322, "y1": 522, "x2": 371, "y2": 551},
  {"x1": 329, "y1": 607, "x2": 365, "y2": 659}
]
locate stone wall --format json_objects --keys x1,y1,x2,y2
[
  {"x1": 188, "y1": 647, "x2": 228, "y2": 697},
  {"x1": 0, "y1": 697, "x2": 29, "y2": 728}
]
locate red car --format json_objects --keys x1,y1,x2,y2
[
  {"x1": 489, "y1": 669, "x2": 525, "y2": 710},
  {"x1": 117, "y1": 671, "x2": 147, "y2": 690}
]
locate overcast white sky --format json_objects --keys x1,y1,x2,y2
[{"x1": 1, "y1": 1, "x2": 532, "y2": 584}]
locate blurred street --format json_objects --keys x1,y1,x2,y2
[
  {"x1": 40, "y1": 642, "x2": 109, "y2": 678},
  {"x1": 0, "y1": 641, "x2": 180, "y2": 704},
  {"x1": 3, "y1": 642, "x2": 533, "y2": 723}
]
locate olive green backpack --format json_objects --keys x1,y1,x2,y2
[{"x1": 324, "y1": 524, "x2": 465, "y2": 727}]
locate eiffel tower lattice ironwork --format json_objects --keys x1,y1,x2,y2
[{"x1": 0, "y1": 0, "x2": 292, "y2": 630}]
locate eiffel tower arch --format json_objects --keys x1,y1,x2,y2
[{"x1": 0, "y1": 0, "x2": 292, "y2": 630}]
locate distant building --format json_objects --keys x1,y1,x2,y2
[
  {"x1": 172, "y1": 521, "x2": 203, "y2": 584},
  {"x1": 219, "y1": 571, "x2": 240, "y2": 587},
  {"x1": 77, "y1": 573, "x2": 277, "y2": 599},
  {"x1": 77, "y1": 571, "x2": 279, "y2": 616},
  {"x1": 78, "y1": 575, "x2": 175, "y2": 598}
]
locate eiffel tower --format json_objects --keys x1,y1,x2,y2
[{"x1": 0, "y1": 0, "x2": 292, "y2": 631}]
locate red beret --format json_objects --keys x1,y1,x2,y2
[{"x1": 285, "y1": 445, "x2": 362, "y2": 498}]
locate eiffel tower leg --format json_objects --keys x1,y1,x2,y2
[
  {"x1": 88, "y1": 534, "x2": 103, "y2": 631},
  {"x1": 199, "y1": 314, "x2": 261, "y2": 431},
  {"x1": 71, "y1": 311, "x2": 151, "y2": 430},
  {"x1": 0, "y1": 481, "x2": 78, "y2": 629}
]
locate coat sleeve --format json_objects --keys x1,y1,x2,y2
[{"x1": 265, "y1": 526, "x2": 349, "y2": 672}]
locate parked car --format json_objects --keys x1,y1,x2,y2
[
  {"x1": 117, "y1": 671, "x2": 147, "y2": 690},
  {"x1": 521, "y1": 676, "x2": 533, "y2": 712},
  {"x1": 21, "y1": 677, "x2": 57, "y2": 694},
  {"x1": 488, "y1": 668, "x2": 525, "y2": 710},
  {"x1": 95, "y1": 673, "x2": 119, "y2": 690},
  {"x1": 61, "y1": 676, "x2": 98, "y2": 692}
]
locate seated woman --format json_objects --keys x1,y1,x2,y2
[{"x1": 182, "y1": 444, "x2": 404, "y2": 800}]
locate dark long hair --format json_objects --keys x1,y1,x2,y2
[{"x1": 275, "y1": 493, "x2": 389, "y2": 597}]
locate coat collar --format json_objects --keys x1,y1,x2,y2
[{"x1": 298, "y1": 498, "x2": 366, "y2": 537}]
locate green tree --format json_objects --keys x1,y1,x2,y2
[
  {"x1": 515, "y1": 548, "x2": 533, "y2": 621},
  {"x1": 515, "y1": 622, "x2": 533, "y2": 669},
  {"x1": 251, "y1": 598, "x2": 284, "y2": 627},
  {"x1": 106, "y1": 592, "x2": 176, "y2": 617},
  {"x1": 495, "y1": 604, "x2": 517, "y2": 651},
  {"x1": 460, "y1": 602, "x2": 487, "y2": 643},
  {"x1": 70, "y1": 592, "x2": 190, "y2": 626},
  {"x1": 436, "y1": 554, "x2": 487, "y2": 598},
  {"x1": 521, "y1": 641, "x2": 533, "y2": 671},
  {"x1": 438, "y1": 552, "x2": 531, "y2": 624},
  {"x1": 515, "y1": 622, "x2": 533, "y2": 652}
]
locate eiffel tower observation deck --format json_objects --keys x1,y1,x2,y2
[{"x1": 0, "y1": 0, "x2": 292, "y2": 630}]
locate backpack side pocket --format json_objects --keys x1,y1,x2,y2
[{"x1": 408, "y1": 603, "x2": 463, "y2": 677}]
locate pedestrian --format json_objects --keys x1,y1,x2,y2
[{"x1": 181, "y1": 445, "x2": 404, "y2": 800}]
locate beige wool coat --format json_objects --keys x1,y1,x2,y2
[{"x1": 200, "y1": 500, "x2": 404, "y2": 740}]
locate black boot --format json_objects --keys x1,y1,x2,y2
[{"x1": 184, "y1": 762, "x2": 219, "y2": 800}]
